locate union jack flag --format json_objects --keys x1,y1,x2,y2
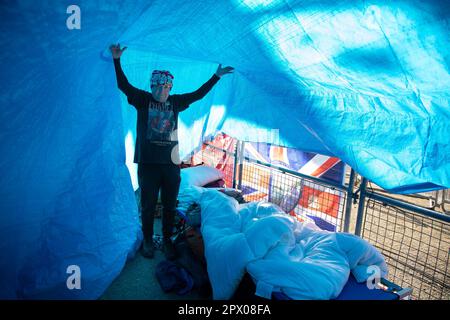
[
  {"x1": 243, "y1": 142, "x2": 345, "y2": 231},
  {"x1": 190, "y1": 134, "x2": 346, "y2": 231}
]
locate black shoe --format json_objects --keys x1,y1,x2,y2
[
  {"x1": 163, "y1": 240, "x2": 176, "y2": 260},
  {"x1": 141, "y1": 240, "x2": 155, "y2": 259}
]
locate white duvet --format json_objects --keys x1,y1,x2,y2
[{"x1": 181, "y1": 186, "x2": 388, "y2": 300}]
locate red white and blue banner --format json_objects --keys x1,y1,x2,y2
[
  {"x1": 191, "y1": 133, "x2": 346, "y2": 231},
  {"x1": 242, "y1": 142, "x2": 346, "y2": 232}
]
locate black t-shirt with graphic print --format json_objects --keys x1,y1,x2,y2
[{"x1": 113, "y1": 58, "x2": 220, "y2": 164}]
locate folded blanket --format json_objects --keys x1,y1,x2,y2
[{"x1": 198, "y1": 188, "x2": 388, "y2": 300}]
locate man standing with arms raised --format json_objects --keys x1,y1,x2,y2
[{"x1": 110, "y1": 44, "x2": 234, "y2": 259}]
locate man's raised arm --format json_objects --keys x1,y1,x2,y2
[{"x1": 110, "y1": 44, "x2": 144, "y2": 106}]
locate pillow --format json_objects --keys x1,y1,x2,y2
[{"x1": 180, "y1": 165, "x2": 224, "y2": 187}]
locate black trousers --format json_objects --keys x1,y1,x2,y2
[{"x1": 138, "y1": 163, "x2": 181, "y2": 242}]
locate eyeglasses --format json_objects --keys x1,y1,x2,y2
[{"x1": 158, "y1": 84, "x2": 172, "y2": 90}]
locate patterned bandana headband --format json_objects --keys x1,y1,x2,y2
[{"x1": 151, "y1": 70, "x2": 174, "y2": 87}]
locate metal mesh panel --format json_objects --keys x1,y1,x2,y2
[
  {"x1": 238, "y1": 162, "x2": 271, "y2": 201},
  {"x1": 291, "y1": 177, "x2": 347, "y2": 232},
  {"x1": 238, "y1": 161, "x2": 347, "y2": 232},
  {"x1": 362, "y1": 197, "x2": 450, "y2": 300}
]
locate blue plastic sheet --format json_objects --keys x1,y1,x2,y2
[{"x1": 0, "y1": 0, "x2": 449, "y2": 298}]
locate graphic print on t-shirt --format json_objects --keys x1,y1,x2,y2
[{"x1": 146, "y1": 101, "x2": 176, "y2": 142}]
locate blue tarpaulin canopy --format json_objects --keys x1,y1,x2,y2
[{"x1": 0, "y1": 0, "x2": 449, "y2": 298}]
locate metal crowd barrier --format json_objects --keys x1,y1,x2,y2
[{"x1": 194, "y1": 140, "x2": 449, "y2": 300}]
